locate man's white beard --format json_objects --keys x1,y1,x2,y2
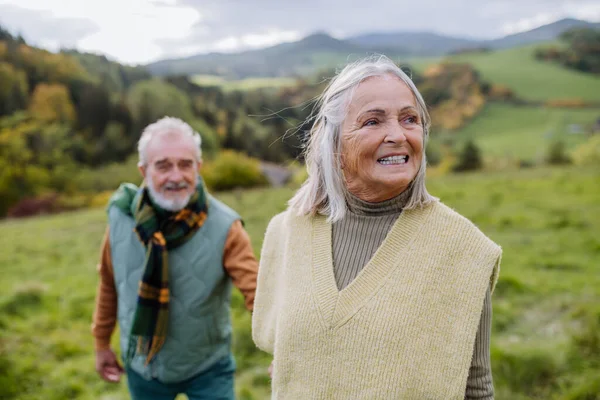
[{"x1": 147, "y1": 176, "x2": 198, "y2": 212}]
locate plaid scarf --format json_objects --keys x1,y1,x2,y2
[{"x1": 109, "y1": 180, "x2": 208, "y2": 366}]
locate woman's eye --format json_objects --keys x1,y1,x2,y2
[
  {"x1": 403, "y1": 116, "x2": 417, "y2": 124},
  {"x1": 364, "y1": 119, "x2": 378, "y2": 127}
]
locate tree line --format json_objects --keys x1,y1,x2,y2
[
  {"x1": 535, "y1": 27, "x2": 600, "y2": 75},
  {"x1": 0, "y1": 24, "x2": 497, "y2": 216}
]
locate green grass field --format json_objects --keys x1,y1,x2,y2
[
  {"x1": 191, "y1": 75, "x2": 298, "y2": 92},
  {"x1": 409, "y1": 45, "x2": 600, "y2": 102},
  {"x1": 1, "y1": 166, "x2": 599, "y2": 399},
  {"x1": 434, "y1": 102, "x2": 600, "y2": 162}
]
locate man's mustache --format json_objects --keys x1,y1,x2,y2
[{"x1": 162, "y1": 181, "x2": 189, "y2": 190}]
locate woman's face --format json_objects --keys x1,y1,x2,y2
[{"x1": 340, "y1": 74, "x2": 424, "y2": 202}]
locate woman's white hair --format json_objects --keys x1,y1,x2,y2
[
  {"x1": 289, "y1": 54, "x2": 437, "y2": 222},
  {"x1": 137, "y1": 116, "x2": 202, "y2": 166}
]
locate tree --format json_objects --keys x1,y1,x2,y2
[
  {"x1": 535, "y1": 28, "x2": 600, "y2": 74},
  {"x1": 126, "y1": 79, "x2": 194, "y2": 133},
  {"x1": 0, "y1": 62, "x2": 28, "y2": 116},
  {"x1": 28, "y1": 83, "x2": 76, "y2": 124},
  {"x1": 69, "y1": 80, "x2": 111, "y2": 136},
  {"x1": 453, "y1": 139, "x2": 483, "y2": 172},
  {"x1": 546, "y1": 140, "x2": 572, "y2": 165},
  {"x1": 0, "y1": 114, "x2": 76, "y2": 215}
]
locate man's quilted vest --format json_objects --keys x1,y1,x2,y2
[{"x1": 108, "y1": 193, "x2": 240, "y2": 383}]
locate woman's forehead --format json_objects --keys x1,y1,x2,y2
[{"x1": 349, "y1": 76, "x2": 416, "y2": 115}]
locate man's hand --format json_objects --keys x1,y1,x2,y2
[{"x1": 96, "y1": 349, "x2": 124, "y2": 383}]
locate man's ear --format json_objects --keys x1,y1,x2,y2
[
  {"x1": 138, "y1": 163, "x2": 147, "y2": 179},
  {"x1": 197, "y1": 160, "x2": 203, "y2": 173}
]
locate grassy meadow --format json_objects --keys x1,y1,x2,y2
[
  {"x1": 433, "y1": 102, "x2": 600, "y2": 162},
  {"x1": 1, "y1": 165, "x2": 599, "y2": 399},
  {"x1": 409, "y1": 44, "x2": 600, "y2": 102},
  {"x1": 2, "y1": 32, "x2": 599, "y2": 399},
  {"x1": 191, "y1": 75, "x2": 298, "y2": 92}
]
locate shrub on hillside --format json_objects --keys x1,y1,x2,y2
[
  {"x1": 487, "y1": 84, "x2": 515, "y2": 101},
  {"x1": 291, "y1": 167, "x2": 309, "y2": 187},
  {"x1": 5, "y1": 192, "x2": 92, "y2": 218},
  {"x1": 545, "y1": 98, "x2": 589, "y2": 108},
  {"x1": 572, "y1": 135, "x2": 600, "y2": 166},
  {"x1": 425, "y1": 140, "x2": 442, "y2": 166},
  {"x1": 453, "y1": 140, "x2": 483, "y2": 172},
  {"x1": 202, "y1": 150, "x2": 268, "y2": 191},
  {"x1": 6, "y1": 193, "x2": 61, "y2": 218},
  {"x1": 546, "y1": 140, "x2": 572, "y2": 165},
  {"x1": 535, "y1": 28, "x2": 600, "y2": 75},
  {"x1": 189, "y1": 118, "x2": 220, "y2": 160},
  {"x1": 72, "y1": 155, "x2": 142, "y2": 193}
]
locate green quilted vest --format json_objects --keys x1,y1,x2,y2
[{"x1": 109, "y1": 192, "x2": 240, "y2": 383}]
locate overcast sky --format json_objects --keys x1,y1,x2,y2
[{"x1": 0, "y1": 0, "x2": 598, "y2": 65}]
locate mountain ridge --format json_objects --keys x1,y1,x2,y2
[{"x1": 144, "y1": 18, "x2": 599, "y2": 77}]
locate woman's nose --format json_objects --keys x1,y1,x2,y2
[{"x1": 384, "y1": 122, "x2": 407, "y2": 143}]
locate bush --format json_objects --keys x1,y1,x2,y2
[
  {"x1": 72, "y1": 155, "x2": 142, "y2": 193},
  {"x1": 546, "y1": 140, "x2": 572, "y2": 165},
  {"x1": 425, "y1": 140, "x2": 442, "y2": 166},
  {"x1": 492, "y1": 345, "x2": 562, "y2": 396},
  {"x1": 291, "y1": 167, "x2": 309, "y2": 187},
  {"x1": 6, "y1": 193, "x2": 60, "y2": 218},
  {"x1": 545, "y1": 98, "x2": 589, "y2": 108},
  {"x1": 190, "y1": 118, "x2": 220, "y2": 160},
  {"x1": 202, "y1": 150, "x2": 268, "y2": 191},
  {"x1": 488, "y1": 84, "x2": 515, "y2": 101},
  {"x1": 572, "y1": 135, "x2": 600, "y2": 166},
  {"x1": 453, "y1": 139, "x2": 483, "y2": 172}
]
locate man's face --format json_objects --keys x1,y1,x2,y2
[{"x1": 139, "y1": 132, "x2": 200, "y2": 211}]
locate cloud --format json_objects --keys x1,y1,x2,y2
[
  {"x1": 0, "y1": 0, "x2": 598, "y2": 64},
  {"x1": 166, "y1": 0, "x2": 600, "y2": 55},
  {"x1": 0, "y1": 0, "x2": 203, "y2": 64},
  {"x1": 0, "y1": 4, "x2": 99, "y2": 49},
  {"x1": 498, "y1": 0, "x2": 600, "y2": 34},
  {"x1": 161, "y1": 0, "x2": 495, "y2": 55}
]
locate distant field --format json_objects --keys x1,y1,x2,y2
[
  {"x1": 2, "y1": 166, "x2": 599, "y2": 399},
  {"x1": 437, "y1": 102, "x2": 600, "y2": 162},
  {"x1": 191, "y1": 75, "x2": 298, "y2": 91},
  {"x1": 192, "y1": 44, "x2": 600, "y2": 101},
  {"x1": 408, "y1": 45, "x2": 600, "y2": 102}
]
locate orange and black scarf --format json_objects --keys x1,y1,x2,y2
[{"x1": 113, "y1": 181, "x2": 208, "y2": 366}]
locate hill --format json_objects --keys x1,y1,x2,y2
[
  {"x1": 1, "y1": 166, "x2": 599, "y2": 399},
  {"x1": 433, "y1": 103, "x2": 599, "y2": 162},
  {"x1": 146, "y1": 32, "x2": 395, "y2": 78},
  {"x1": 62, "y1": 50, "x2": 151, "y2": 93},
  {"x1": 486, "y1": 18, "x2": 600, "y2": 49},
  {"x1": 146, "y1": 18, "x2": 598, "y2": 78},
  {"x1": 410, "y1": 44, "x2": 600, "y2": 102},
  {"x1": 348, "y1": 31, "x2": 480, "y2": 56}
]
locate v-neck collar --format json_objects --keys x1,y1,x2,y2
[{"x1": 311, "y1": 204, "x2": 433, "y2": 328}]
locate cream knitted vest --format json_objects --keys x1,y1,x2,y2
[{"x1": 253, "y1": 201, "x2": 502, "y2": 400}]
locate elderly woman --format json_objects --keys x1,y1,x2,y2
[{"x1": 252, "y1": 55, "x2": 501, "y2": 400}]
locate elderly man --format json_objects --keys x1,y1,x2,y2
[{"x1": 92, "y1": 117, "x2": 258, "y2": 400}]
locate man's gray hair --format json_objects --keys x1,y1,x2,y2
[
  {"x1": 137, "y1": 116, "x2": 202, "y2": 166},
  {"x1": 289, "y1": 55, "x2": 437, "y2": 222}
]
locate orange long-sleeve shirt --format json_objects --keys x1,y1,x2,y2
[{"x1": 91, "y1": 220, "x2": 258, "y2": 351}]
